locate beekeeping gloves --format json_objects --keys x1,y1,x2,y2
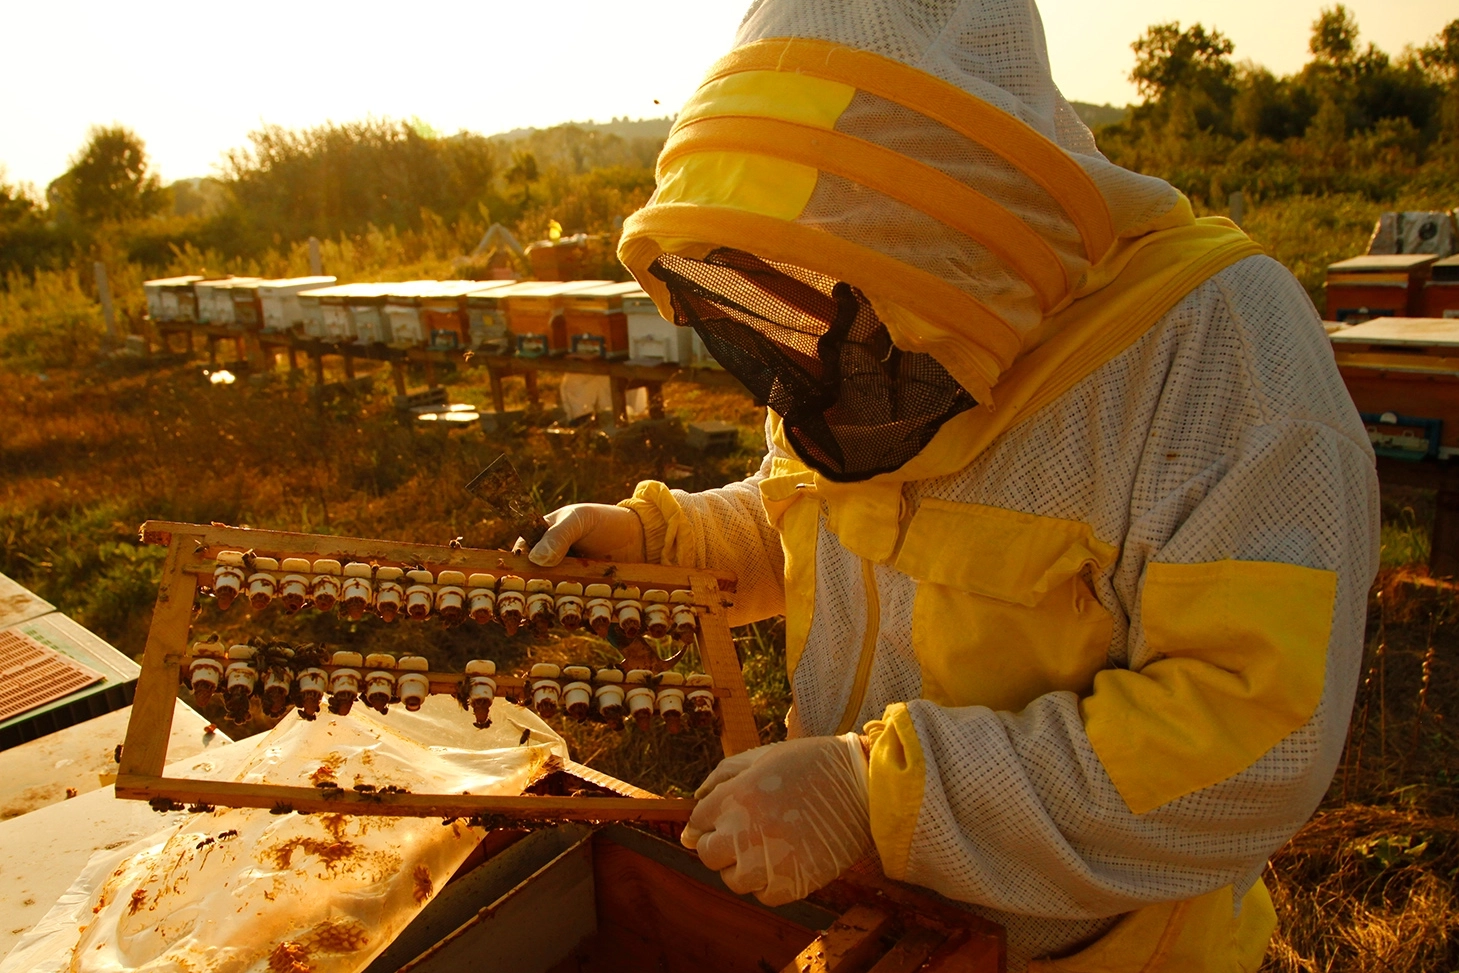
[
  {"x1": 681, "y1": 733, "x2": 872, "y2": 905},
  {"x1": 529, "y1": 503, "x2": 645, "y2": 566}
]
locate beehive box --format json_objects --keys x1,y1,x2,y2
[
  {"x1": 1330, "y1": 316, "x2": 1459, "y2": 459},
  {"x1": 375, "y1": 824, "x2": 1004, "y2": 973},
  {"x1": 142, "y1": 276, "x2": 204, "y2": 323},
  {"x1": 353, "y1": 283, "x2": 413, "y2": 345},
  {"x1": 1324, "y1": 253, "x2": 1439, "y2": 323},
  {"x1": 258, "y1": 276, "x2": 337, "y2": 333},
  {"x1": 623, "y1": 288, "x2": 693, "y2": 365},
  {"x1": 295, "y1": 286, "x2": 331, "y2": 338},
  {"x1": 194, "y1": 278, "x2": 261, "y2": 327},
  {"x1": 1422, "y1": 256, "x2": 1459, "y2": 319},
  {"x1": 379, "y1": 282, "x2": 436, "y2": 347},
  {"x1": 464, "y1": 280, "x2": 520, "y2": 352},
  {"x1": 303, "y1": 284, "x2": 375, "y2": 342},
  {"x1": 504, "y1": 280, "x2": 606, "y2": 357},
  {"x1": 228, "y1": 280, "x2": 266, "y2": 331},
  {"x1": 562, "y1": 281, "x2": 638, "y2": 359},
  {"x1": 421, "y1": 280, "x2": 498, "y2": 351}
]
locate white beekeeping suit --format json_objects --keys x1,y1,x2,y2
[{"x1": 532, "y1": 2, "x2": 1380, "y2": 969}]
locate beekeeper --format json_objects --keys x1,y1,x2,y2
[{"x1": 530, "y1": 1, "x2": 1380, "y2": 969}]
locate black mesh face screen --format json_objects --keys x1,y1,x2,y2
[{"x1": 649, "y1": 249, "x2": 977, "y2": 482}]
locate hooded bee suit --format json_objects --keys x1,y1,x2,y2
[{"x1": 594, "y1": 2, "x2": 1379, "y2": 969}]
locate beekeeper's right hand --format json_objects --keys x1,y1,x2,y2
[{"x1": 529, "y1": 503, "x2": 645, "y2": 566}]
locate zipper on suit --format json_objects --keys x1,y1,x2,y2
[{"x1": 836, "y1": 559, "x2": 881, "y2": 735}]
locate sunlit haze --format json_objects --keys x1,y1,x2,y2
[{"x1": 0, "y1": 0, "x2": 1452, "y2": 190}]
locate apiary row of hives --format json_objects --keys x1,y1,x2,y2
[{"x1": 143, "y1": 275, "x2": 719, "y2": 365}]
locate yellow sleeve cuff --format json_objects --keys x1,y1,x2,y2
[
  {"x1": 618, "y1": 480, "x2": 692, "y2": 567},
  {"x1": 864, "y1": 702, "x2": 927, "y2": 881}
]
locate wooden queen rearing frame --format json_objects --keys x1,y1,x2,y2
[{"x1": 118, "y1": 521, "x2": 760, "y2": 822}]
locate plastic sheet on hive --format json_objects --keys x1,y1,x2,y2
[{"x1": 2, "y1": 696, "x2": 563, "y2": 973}]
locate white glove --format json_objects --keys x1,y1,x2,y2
[
  {"x1": 528, "y1": 503, "x2": 644, "y2": 566},
  {"x1": 681, "y1": 734, "x2": 873, "y2": 905}
]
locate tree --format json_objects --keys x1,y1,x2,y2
[
  {"x1": 1421, "y1": 20, "x2": 1459, "y2": 79},
  {"x1": 49, "y1": 125, "x2": 164, "y2": 226},
  {"x1": 506, "y1": 150, "x2": 540, "y2": 207},
  {"x1": 1310, "y1": 5, "x2": 1359, "y2": 67},
  {"x1": 1129, "y1": 22, "x2": 1238, "y2": 134},
  {"x1": 1131, "y1": 22, "x2": 1236, "y2": 101}
]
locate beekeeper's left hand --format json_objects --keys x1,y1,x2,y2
[{"x1": 681, "y1": 733, "x2": 873, "y2": 905}]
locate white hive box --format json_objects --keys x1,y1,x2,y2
[
  {"x1": 194, "y1": 277, "x2": 262, "y2": 327},
  {"x1": 464, "y1": 280, "x2": 520, "y2": 352},
  {"x1": 623, "y1": 287, "x2": 695, "y2": 364},
  {"x1": 258, "y1": 276, "x2": 336, "y2": 332},
  {"x1": 142, "y1": 276, "x2": 203, "y2": 323},
  {"x1": 295, "y1": 286, "x2": 331, "y2": 338},
  {"x1": 381, "y1": 281, "x2": 441, "y2": 347},
  {"x1": 301, "y1": 284, "x2": 369, "y2": 342}
]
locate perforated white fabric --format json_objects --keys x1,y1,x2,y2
[
  {"x1": 660, "y1": 255, "x2": 1379, "y2": 971},
  {"x1": 727, "y1": 0, "x2": 1180, "y2": 340}
]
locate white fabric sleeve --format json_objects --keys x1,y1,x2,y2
[
  {"x1": 890, "y1": 261, "x2": 1380, "y2": 917},
  {"x1": 629, "y1": 412, "x2": 788, "y2": 627}
]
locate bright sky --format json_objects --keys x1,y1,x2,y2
[{"x1": 0, "y1": 0, "x2": 1452, "y2": 191}]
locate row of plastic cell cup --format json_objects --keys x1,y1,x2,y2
[{"x1": 209, "y1": 553, "x2": 698, "y2": 638}]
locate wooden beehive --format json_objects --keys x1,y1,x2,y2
[
  {"x1": 258, "y1": 276, "x2": 336, "y2": 333},
  {"x1": 420, "y1": 281, "x2": 495, "y2": 351},
  {"x1": 1330, "y1": 316, "x2": 1459, "y2": 459},
  {"x1": 143, "y1": 276, "x2": 204, "y2": 323},
  {"x1": 379, "y1": 282, "x2": 435, "y2": 347},
  {"x1": 1324, "y1": 253, "x2": 1439, "y2": 323},
  {"x1": 194, "y1": 277, "x2": 261, "y2": 327},
  {"x1": 464, "y1": 280, "x2": 520, "y2": 352},
  {"x1": 350, "y1": 283, "x2": 410, "y2": 345},
  {"x1": 561, "y1": 281, "x2": 638, "y2": 359},
  {"x1": 376, "y1": 824, "x2": 1004, "y2": 973},
  {"x1": 302, "y1": 284, "x2": 372, "y2": 342},
  {"x1": 1422, "y1": 256, "x2": 1459, "y2": 319},
  {"x1": 504, "y1": 280, "x2": 606, "y2": 357},
  {"x1": 623, "y1": 287, "x2": 693, "y2": 364},
  {"x1": 229, "y1": 280, "x2": 266, "y2": 331}
]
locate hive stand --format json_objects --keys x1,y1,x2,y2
[{"x1": 117, "y1": 521, "x2": 759, "y2": 822}]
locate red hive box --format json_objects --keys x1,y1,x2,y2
[
  {"x1": 1330, "y1": 317, "x2": 1459, "y2": 459},
  {"x1": 503, "y1": 281, "x2": 608, "y2": 357},
  {"x1": 1421, "y1": 256, "x2": 1459, "y2": 319},
  {"x1": 560, "y1": 281, "x2": 640, "y2": 359},
  {"x1": 1324, "y1": 254, "x2": 1438, "y2": 324}
]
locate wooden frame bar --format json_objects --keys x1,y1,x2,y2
[{"x1": 119, "y1": 520, "x2": 758, "y2": 821}]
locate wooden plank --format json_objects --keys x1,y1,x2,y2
[
  {"x1": 781, "y1": 905, "x2": 894, "y2": 973},
  {"x1": 692, "y1": 572, "x2": 760, "y2": 755},
  {"x1": 589, "y1": 835, "x2": 816, "y2": 973},
  {"x1": 114, "y1": 774, "x2": 696, "y2": 821},
  {"x1": 865, "y1": 925, "x2": 946, "y2": 973},
  {"x1": 117, "y1": 535, "x2": 193, "y2": 779},
  {"x1": 141, "y1": 519, "x2": 737, "y2": 591}
]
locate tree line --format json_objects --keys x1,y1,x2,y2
[
  {"x1": 1099, "y1": 7, "x2": 1459, "y2": 203},
  {"x1": 1, "y1": 5, "x2": 1454, "y2": 285},
  {"x1": 0, "y1": 117, "x2": 662, "y2": 282}
]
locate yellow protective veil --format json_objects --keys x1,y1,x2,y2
[{"x1": 619, "y1": 0, "x2": 1261, "y2": 492}]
